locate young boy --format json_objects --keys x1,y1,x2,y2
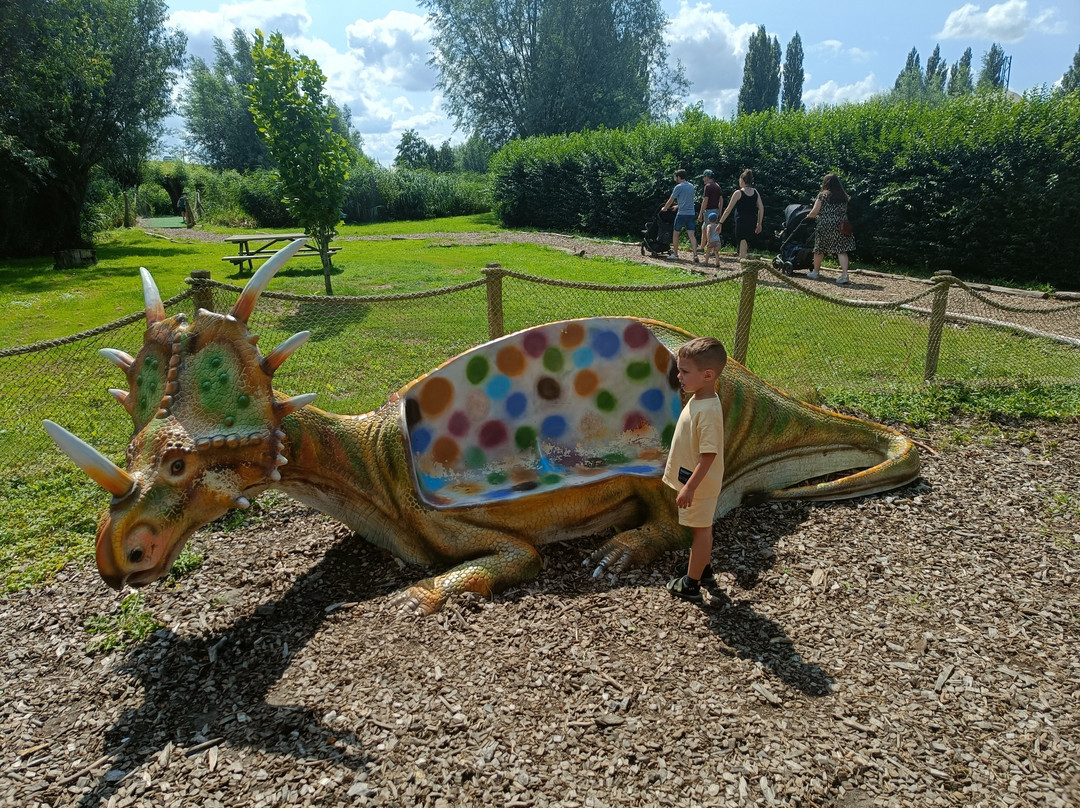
[
  {"x1": 702, "y1": 210, "x2": 722, "y2": 266},
  {"x1": 663, "y1": 336, "x2": 727, "y2": 603},
  {"x1": 660, "y1": 169, "x2": 699, "y2": 262}
]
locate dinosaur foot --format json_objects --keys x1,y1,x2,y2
[
  {"x1": 585, "y1": 523, "x2": 690, "y2": 579},
  {"x1": 386, "y1": 584, "x2": 447, "y2": 617}
]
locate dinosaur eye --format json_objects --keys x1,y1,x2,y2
[
  {"x1": 128, "y1": 548, "x2": 144, "y2": 563},
  {"x1": 170, "y1": 458, "x2": 185, "y2": 475}
]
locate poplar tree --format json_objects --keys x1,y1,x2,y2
[
  {"x1": 977, "y1": 43, "x2": 1009, "y2": 91},
  {"x1": 738, "y1": 25, "x2": 781, "y2": 115},
  {"x1": 1061, "y1": 44, "x2": 1080, "y2": 94},
  {"x1": 947, "y1": 48, "x2": 974, "y2": 96},
  {"x1": 781, "y1": 32, "x2": 804, "y2": 112}
]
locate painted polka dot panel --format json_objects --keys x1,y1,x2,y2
[{"x1": 400, "y1": 318, "x2": 683, "y2": 508}]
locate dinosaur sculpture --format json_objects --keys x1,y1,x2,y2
[{"x1": 45, "y1": 240, "x2": 921, "y2": 614}]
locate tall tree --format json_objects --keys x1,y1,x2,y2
[
  {"x1": 395, "y1": 129, "x2": 436, "y2": 170},
  {"x1": 893, "y1": 46, "x2": 925, "y2": 100},
  {"x1": 925, "y1": 45, "x2": 947, "y2": 97},
  {"x1": 182, "y1": 29, "x2": 271, "y2": 172},
  {"x1": 977, "y1": 43, "x2": 1009, "y2": 92},
  {"x1": 424, "y1": 0, "x2": 686, "y2": 147},
  {"x1": 456, "y1": 134, "x2": 494, "y2": 173},
  {"x1": 1061, "y1": 44, "x2": 1080, "y2": 94},
  {"x1": 947, "y1": 47, "x2": 974, "y2": 96},
  {"x1": 249, "y1": 31, "x2": 354, "y2": 295},
  {"x1": 738, "y1": 25, "x2": 782, "y2": 115},
  {"x1": 781, "y1": 32, "x2": 804, "y2": 112},
  {"x1": 0, "y1": 0, "x2": 185, "y2": 257}
]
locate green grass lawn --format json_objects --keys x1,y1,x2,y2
[{"x1": 2, "y1": 214, "x2": 1079, "y2": 593}]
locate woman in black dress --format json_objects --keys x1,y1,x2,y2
[
  {"x1": 804, "y1": 173, "x2": 856, "y2": 284},
  {"x1": 717, "y1": 169, "x2": 764, "y2": 262}
]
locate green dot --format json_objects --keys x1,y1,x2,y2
[
  {"x1": 542, "y1": 473, "x2": 562, "y2": 485},
  {"x1": 465, "y1": 447, "x2": 486, "y2": 469},
  {"x1": 225, "y1": 416, "x2": 235, "y2": 426},
  {"x1": 662, "y1": 423, "x2": 675, "y2": 448},
  {"x1": 136, "y1": 374, "x2": 143, "y2": 385},
  {"x1": 596, "y1": 390, "x2": 617, "y2": 412},
  {"x1": 201, "y1": 380, "x2": 212, "y2": 391},
  {"x1": 138, "y1": 396, "x2": 147, "y2": 407},
  {"x1": 514, "y1": 425, "x2": 537, "y2": 450},
  {"x1": 627, "y1": 361, "x2": 651, "y2": 380},
  {"x1": 147, "y1": 381, "x2": 157, "y2": 391},
  {"x1": 466, "y1": 355, "x2": 489, "y2": 385},
  {"x1": 542, "y1": 347, "x2": 564, "y2": 373},
  {"x1": 604, "y1": 452, "x2": 629, "y2": 465},
  {"x1": 487, "y1": 471, "x2": 507, "y2": 485},
  {"x1": 210, "y1": 356, "x2": 222, "y2": 367},
  {"x1": 218, "y1": 372, "x2": 228, "y2": 383},
  {"x1": 237, "y1": 394, "x2": 250, "y2": 408}
]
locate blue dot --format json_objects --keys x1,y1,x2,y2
[
  {"x1": 486, "y1": 487, "x2": 514, "y2": 500},
  {"x1": 541, "y1": 415, "x2": 567, "y2": 438},
  {"x1": 640, "y1": 388, "x2": 665, "y2": 412},
  {"x1": 412, "y1": 428, "x2": 432, "y2": 454},
  {"x1": 621, "y1": 464, "x2": 657, "y2": 475},
  {"x1": 486, "y1": 374, "x2": 511, "y2": 398},
  {"x1": 419, "y1": 471, "x2": 444, "y2": 491},
  {"x1": 592, "y1": 329, "x2": 621, "y2": 358},
  {"x1": 573, "y1": 347, "x2": 594, "y2": 368},
  {"x1": 671, "y1": 395, "x2": 683, "y2": 421},
  {"x1": 506, "y1": 392, "x2": 528, "y2": 418}
]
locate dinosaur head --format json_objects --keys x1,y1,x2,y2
[{"x1": 45, "y1": 240, "x2": 317, "y2": 590}]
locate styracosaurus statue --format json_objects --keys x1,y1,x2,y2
[{"x1": 45, "y1": 240, "x2": 920, "y2": 614}]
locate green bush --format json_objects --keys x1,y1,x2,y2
[
  {"x1": 238, "y1": 168, "x2": 296, "y2": 228},
  {"x1": 490, "y1": 92, "x2": 1080, "y2": 289}
]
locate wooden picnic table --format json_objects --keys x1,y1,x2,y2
[{"x1": 221, "y1": 232, "x2": 339, "y2": 274}]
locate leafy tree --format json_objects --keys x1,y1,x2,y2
[
  {"x1": 0, "y1": 0, "x2": 186, "y2": 257},
  {"x1": 249, "y1": 31, "x2": 354, "y2": 295},
  {"x1": 1061, "y1": 44, "x2": 1080, "y2": 94},
  {"x1": 424, "y1": 0, "x2": 686, "y2": 146},
  {"x1": 456, "y1": 134, "x2": 494, "y2": 173},
  {"x1": 395, "y1": 129, "x2": 437, "y2": 170},
  {"x1": 433, "y1": 141, "x2": 456, "y2": 173},
  {"x1": 893, "y1": 46, "x2": 924, "y2": 100},
  {"x1": 925, "y1": 45, "x2": 947, "y2": 97},
  {"x1": 181, "y1": 29, "x2": 271, "y2": 172},
  {"x1": 738, "y1": 25, "x2": 782, "y2": 115},
  {"x1": 102, "y1": 122, "x2": 159, "y2": 227},
  {"x1": 977, "y1": 43, "x2": 1009, "y2": 92},
  {"x1": 947, "y1": 48, "x2": 974, "y2": 96},
  {"x1": 781, "y1": 32, "x2": 804, "y2": 112}
]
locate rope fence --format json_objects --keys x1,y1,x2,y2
[{"x1": 3, "y1": 262, "x2": 1078, "y2": 471}]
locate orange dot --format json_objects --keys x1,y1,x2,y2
[
  {"x1": 419, "y1": 376, "x2": 454, "y2": 417},
  {"x1": 560, "y1": 322, "x2": 586, "y2": 348},
  {"x1": 431, "y1": 436, "x2": 460, "y2": 465},
  {"x1": 654, "y1": 345, "x2": 671, "y2": 373},
  {"x1": 496, "y1": 345, "x2": 527, "y2": 376},
  {"x1": 574, "y1": 369, "x2": 599, "y2": 396}
]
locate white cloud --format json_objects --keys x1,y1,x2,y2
[
  {"x1": 666, "y1": 2, "x2": 759, "y2": 105},
  {"x1": 803, "y1": 73, "x2": 879, "y2": 107},
  {"x1": 171, "y1": 0, "x2": 312, "y2": 61},
  {"x1": 937, "y1": 1, "x2": 1065, "y2": 43},
  {"x1": 811, "y1": 39, "x2": 874, "y2": 64},
  {"x1": 345, "y1": 11, "x2": 435, "y2": 92}
]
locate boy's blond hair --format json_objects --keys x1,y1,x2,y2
[{"x1": 678, "y1": 336, "x2": 727, "y2": 374}]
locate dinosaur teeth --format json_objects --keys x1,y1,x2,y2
[
  {"x1": 99, "y1": 348, "x2": 135, "y2": 372},
  {"x1": 140, "y1": 268, "x2": 166, "y2": 326},
  {"x1": 276, "y1": 454, "x2": 288, "y2": 466},
  {"x1": 234, "y1": 496, "x2": 251, "y2": 509},
  {"x1": 269, "y1": 469, "x2": 281, "y2": 482}
]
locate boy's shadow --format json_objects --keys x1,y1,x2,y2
[{"x1": 71, "y1": 536, "x2": 384, "y2": 807}]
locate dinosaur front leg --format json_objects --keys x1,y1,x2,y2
[
  {"x1": 586, "y1": 487, "x2": 689, "y2": 577},
  {"x1": 388, "y1": 532, "x2": 543, "y2": 616}
]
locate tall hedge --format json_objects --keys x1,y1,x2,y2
[{"x1": 490, "y1": 92, "x2": 1080, "y2": 288}]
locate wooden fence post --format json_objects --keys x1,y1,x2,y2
[
  {"x1": 483, "y1": 264, "x2": 505, "y2": 340},
  {"x1": 924, "y1": 270, "x2": 952, "y2": 382},
  {"x1": 190, "y1": 269, "x2": 214, "y2": 313},
  {"x1": 732, "y1": 260, "x2": 759, "y2": 366}
]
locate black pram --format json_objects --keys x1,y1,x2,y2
[
  {"x1": 772, "y1": 204, "x2": 815, "y2": 275},
  {"x1": 641, "y1": 208, "x2": 677, "y2": 257}
]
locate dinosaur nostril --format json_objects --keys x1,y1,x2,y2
[{"x1": 129, "y1": 548, "x2": 144, "y2": 564}]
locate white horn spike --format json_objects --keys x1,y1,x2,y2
[
  {"x1": 276, "y1": 392, "x2": 317, "y2": 417},
  {"x1": 108, "y1": 388, "x2": 130, "y2": 406},
  {"x1": 140, "y1": 268, "x2": 166, "y2": 326},
  {"x1": 230, "y1": 239, "x2": 308, "y2": 324},
  {"x1": 263, "y1": 331, "x2": 311, "y2": 375},
  {"x1": 42, "y1": 420, "x2": 136, "y2": 498},
  {"x1": 99, "y1": 348, "x2": 135, "y2": 372}
]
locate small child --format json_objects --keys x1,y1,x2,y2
[
  {"x1": 703, "y1": 211, "x2": 722, "y2": 266},
  {"x1": 663, "y1": 336, "x2": 727, "y2": 603}
]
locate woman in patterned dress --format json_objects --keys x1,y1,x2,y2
[{"x1": 804, "y1": 173, "x2": 855, "y2": 285}]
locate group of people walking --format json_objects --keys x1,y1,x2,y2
[{"x1": 660, "y1": 169, "x2": 855, "y2": 284}]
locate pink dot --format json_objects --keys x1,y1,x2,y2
[
  {"x1": 624, "y1": 321, "x2": 651, "y2": 349},
  {"x1": 448, "y1": 411, "x2": 470, "y2": 437},
  {"x1": 478, "y1": 420, "x2": 508, "y2": 448},
  {"x1": 624, "y1": 411, "x2": 651, "y2": 432},
  {"x1": 523, "y1": 330, "x2": 548, "y2": 358}
]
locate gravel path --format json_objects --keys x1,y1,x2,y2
[{"x1": 3, "y1": 418, "x2": 1078, "y2": 807}]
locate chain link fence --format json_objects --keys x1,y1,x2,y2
[{"x1": 3, "y1": 262, "x2": 1078, "y2": 472}]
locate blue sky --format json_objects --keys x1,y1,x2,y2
[{"x1": 163, "y1": 0, "x2": 1080, "y2": 165}]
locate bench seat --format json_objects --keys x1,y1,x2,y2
[{"x1": 221, "y1": 247, "x2": 339, "y2": 264}]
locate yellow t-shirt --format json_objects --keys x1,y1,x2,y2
[{"x1": 662, "y1": 394, "x2": 725, "y2": 499}]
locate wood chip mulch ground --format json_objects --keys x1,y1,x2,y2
[{"x1": 3, "y1": 417, "x2": 1078, "y2": 807}]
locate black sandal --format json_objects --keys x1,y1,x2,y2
[
  {"x1": 666, "y1": 575, "x2": 702, "y2": 603},
  {"x1": 700, "y1": 564, "x2": 717, "y2": 587}
]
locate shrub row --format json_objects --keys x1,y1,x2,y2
[{"x1": 490, "y1": 93, "x2": 1080, "y2": 289}]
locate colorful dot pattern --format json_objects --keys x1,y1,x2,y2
[{"x1": 400, "y1": 318, "x2": 683, "y2": 508}]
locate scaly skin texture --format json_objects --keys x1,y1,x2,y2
[{"x1": 66, "y1": 267, "x2": 920, "y2": 615}]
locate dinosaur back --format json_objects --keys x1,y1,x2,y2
[{"x1": 399, "y1": 318, "x2": 687, "y2": 508}]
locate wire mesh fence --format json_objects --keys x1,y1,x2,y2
[{"x1": 3, "y1": 261, "x2": 1078, "y2": 473}]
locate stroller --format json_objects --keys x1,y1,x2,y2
[
  {"x1": 772, "y1": 204, "x2": 815, "y2": 276},
  {"x1": 641, "y1": 207, "x2": 677, "y2": 257}
]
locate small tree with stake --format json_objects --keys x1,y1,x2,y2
[{"x1": 249, "y1": 30, "x2": 351, "y2": 295}]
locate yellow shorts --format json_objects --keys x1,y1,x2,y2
[{"x1": 678, "y1": 493, "x2": 720, "y2": 528}]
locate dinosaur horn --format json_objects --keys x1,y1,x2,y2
[
  {"x1": 108, "y1": 388, "x2": 130, "y2": 407},
  {"x1": 262, "y1": 331, "x2": 311, "y2": 375},
  {"x1": 99, "y1": 348, "x2": 135, "y2": 372},
  {"x1": 42, "y1": 420, "x2": 135, "y2": 498},
  {"x1": 230, "y1": 239, "x2": 308, "y2": 324},
  {"x1": 276, "y1": 392, "x2": 317, "y2": 417},
  {"x1": 140, "y1": 268, "x2": 166, "y2": 326}
]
